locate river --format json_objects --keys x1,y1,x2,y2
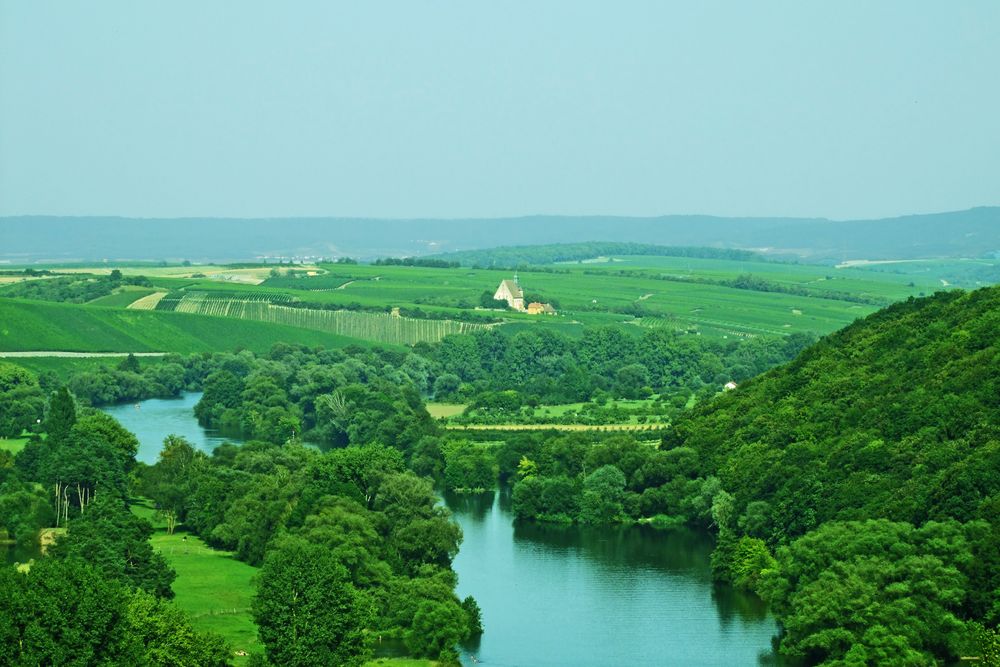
[{"x1": 12, "y1": 393, "x2": 786, "y2": 665}]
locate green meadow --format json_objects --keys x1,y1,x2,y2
[{"x1": 151, "y1": 530, "x2": 261, "y2": 662}]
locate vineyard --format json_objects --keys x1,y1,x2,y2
[{"x1": 167, "y1": 292, "x2": 491, "y2": 345}]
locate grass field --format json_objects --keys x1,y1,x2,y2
[
  {"x1": 169, "y1": 293, "x2": 491, "y2": 345},
  {"x1": 151, "y1": 530, "x2": 260, "y2": 662},
  {"x1": 0, "y1": 438, "x2": 27, "y2": 454},
  {"x1": 425, "y1": 403, "x2": 468, "y2": 418},
  {"x1": 0, "y1": 299, "x2": 378, "y2": 353}
]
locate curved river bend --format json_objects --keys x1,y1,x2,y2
[{"x1": 98, "y1": 394, "x2": 785, "y2": 666}]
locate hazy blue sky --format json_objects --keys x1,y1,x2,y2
[{"x1": 1, "y1": 2, "x2": 997, "y2": 219}]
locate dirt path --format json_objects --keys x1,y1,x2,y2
[{"x1": 0, "y1": 351, "x2": 167, "y2": 358}]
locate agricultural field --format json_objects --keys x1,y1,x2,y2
[
  {"x1": 164, "y1": 291, "x2": 489, "y2": 346},
  {"x1": 86, "y1": 286, "x2": 158, "y2": 308},
  {"x1": 3, "y1": 252, "x2": 993, "y2": 355},
  {"x1": 0, "y1": 298, "x2": 375, "y2": 353}
]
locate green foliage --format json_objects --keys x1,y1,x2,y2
[
  {"x1": 45, "y1": 385, "x2": 77, "y2": 441},
  {"x1": 0, "y1": 558, "x2": 138, "y2": 665},
  {"x1": 443, "y1": 442, "x2": 495, "y2": 491},
  {"x1": 758, "y1": 520, "x2": 971, "y2": 665},
  {"x1": 0, "y1": 272, "x2": 151, "y2": 304},
  {"x1": 430, "y1": 242, "x2": 764, "y2": 267},
  {"x1": 0, "y1": 362, "x2": 45, "y2": 438},
  {"x1": 0, "y1": 558, "x2": 224, "y2": 666},
  {"x1": 124, "y1": 590, "x2": 231, "y2": 666},
  {"x1": 665, "y1": 287, "x2": 1000, "y2": 541},
  {"x1": 252, "y1": 535, "x2": 373, "y2": 667},
  {"x1": 50, "y1": 494, "x2": 177, "y2": 599}
]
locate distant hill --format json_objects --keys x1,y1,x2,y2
[{"x1": 1, "y1": 207, "x2": 998, "y2": 263}]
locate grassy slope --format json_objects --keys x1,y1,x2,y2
[
  {"x1": 152, "y1": 530, "x2": 260, "y2": 660},
  {"x1": 163, "y1": 261, "x2": 878, "y2": 339},
  {"x1": 86, "y1": 287, "x2": 157, "y2": 308},
  {"x1": 0, "y1": 299, "x2": 376, "y2": 353}
]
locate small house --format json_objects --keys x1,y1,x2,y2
[
  {"x1": 526, "y1": 302, "x2": 556, "y2": 315},
  {"x1": 724, "y1": 381, "x2": 738, "y2": 391}
]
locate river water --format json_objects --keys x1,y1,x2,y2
[{"x1": 11, "y1": 393, "x2": 785, "y2": 665}]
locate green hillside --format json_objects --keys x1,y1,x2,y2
[
  {"x1": 668, "y1": 286, "x2": 1000, "y2": 532},
  {"x1": 661, "y1": 286, "x2": 1000, "y2": 662},
  {"x1": 0, "y1": 299, "x2": 371, "y2": 354}
]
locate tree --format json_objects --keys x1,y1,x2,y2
[
  {"x1": 0, "y1": 362, "x2": 45, "y2": 438},
  {"x1": 321, "y1": 444, "x2": 405, "y2": 509},
  {"x1": 50, "y1": 494, "x2": 177, "y2": 598},
  {"x1": 758, "y1": 519, "x2": 970, "y2": 664},
  {"x1": 45, "y1": 385, "x2": 77, "y2": 441},
  {"x1": 125, "y1": 590, "x2": 230, "y2": 666},
  {"x1": 118, "y1": 353, "x2": 141, "y2": 374},
  {"x1": 0, "y1": 558, "x2": 140, "y2": 665},
  {"x1": 252, "y1": 536, "x2": 372, "y2": 667},
  {"x1": 579, "y1": 465, "x2": 627, "y2": 524},
  {"x1": 144, "y1": 435, "x2": 205, "y2": 534}
]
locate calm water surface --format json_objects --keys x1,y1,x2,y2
[
  {"x1": 447, "y1": 491, "x2": 784, "y2": 667},
  {"x1": 12, "y1": 393, "x2": 785, "y2": 665},
  {"x1": 101, "y1": 392, "x2": 243, "y2": 464}
]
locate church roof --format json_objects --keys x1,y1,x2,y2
[{"x1": 499, "y1": 279, "x2": 523, "y2": 298}]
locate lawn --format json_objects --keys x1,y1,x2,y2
[
  {"x1": 426, "y1": 403, "x2": 467, "y2": 418},
  {"x1": 151, "y1": 529, "x2": 261, "y2": 662},
  {"x1": 0, "y1": 438, "x2": 27, "y2": 454}
]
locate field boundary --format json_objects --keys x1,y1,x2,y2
[{"x1": 0, "y1": 351, "x2": 168, "y2": 358}]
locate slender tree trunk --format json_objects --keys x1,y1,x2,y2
[
  {"x1": 53, "y1": 482, "x2": 62, "y2": 527},
  {"x1": 62, "y1": 487, "x2": 69, "y2": 525}
]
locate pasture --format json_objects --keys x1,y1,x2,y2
[{"x1": 151, "y1": 529, "x2": 261, "y2": 663}]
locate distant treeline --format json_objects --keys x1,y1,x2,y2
[
  {"x1": 372, "y1": 257, "x2": 460, "y2": 268},
  {"x1": 429, "y1": 242, "x2": 766, "y2": 268},
  {"x1": 582, "y1": 269, "x2": 892, "y2": 306},
  {"x1": 0, "y1": 271, "x2": 152, "y2": 304}
]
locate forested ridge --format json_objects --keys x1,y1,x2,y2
[{"x1": 668, "y1": 287, "x2": 1000, "y2": 663}]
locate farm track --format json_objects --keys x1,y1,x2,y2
[
  {"x1": 0, "y1": 351, "x2": 168, "y2": 358},
  {"x1": 443, "y1": 423, "x2": 668, "y2": 432}
]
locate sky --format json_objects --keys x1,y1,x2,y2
[{"x1": 1, "y1": 1, "x2": 998, "y2": 220}]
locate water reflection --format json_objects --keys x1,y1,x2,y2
[{"x1": 446, "y1": 490, "x2": 785, "y2": 667}]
